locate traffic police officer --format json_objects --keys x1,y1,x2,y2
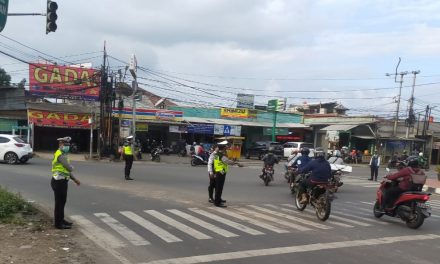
[
  {"x1": 210, "y1": 140, "x2": 241, "y2": 207},
  {"x1": 122, "y1": 135, "x2": 135, "y2": 180},
  {"x1": 51, "y1": 137, "x2": 80, "y2": 229}
]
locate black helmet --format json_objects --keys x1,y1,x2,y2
[
  {"x1": 268, "y1": 147, "x2": 275, "y2": 153},
  {"x1": 301, "y1": 147, "x2": 310, "y2": 156},
  {"x1": 407, "y1": 157, "x2": 419, "y2": 168}
]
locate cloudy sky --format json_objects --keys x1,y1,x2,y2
[{"x1": 2, "y1": 0, "x2": 440, "y2": 119}]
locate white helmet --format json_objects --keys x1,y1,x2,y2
[
  {"x1": 419, "y1": 152, "x2": 423, "y2": 157},
  {"x1": 127, "y1": 135, "x2": 133, "y2": 140},
  {"x1": 218, "y1": 140, "x2": 228, "y2": 146}
]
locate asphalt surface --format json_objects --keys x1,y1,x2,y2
[{"x1": 1, "y1": 157, "x2": 439, "y2": 264}]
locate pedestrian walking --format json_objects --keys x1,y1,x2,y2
[
  {"x1": 208, "y1": 140, "x2": 241, "y2": 207},
  {"x1": 51, "y1": 137, "x2": 80, "y2": 229},
  {"x1": 121, "y1": 135, "x2": 135, "y2": 180},
  {"x1": 369, "y1": 152, "x2": 381, "y2": 181}
]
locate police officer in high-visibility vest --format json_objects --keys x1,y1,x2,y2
[
  {"x1": 122, "y1": 136, "x2": 135, "y2": 180},
  {"x1": 51, "y1": 137, "x2": 80, "y2": 229},
  {"x1": 208, "y1": 140, "x2": 241, "y2": 207}
]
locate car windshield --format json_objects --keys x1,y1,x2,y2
[
  {"x1": 301, "y1": 143, "x2": 314, "y2": 149},
  {"x1": 13, "y1": 137, "x2": 25, "y2": 143}
]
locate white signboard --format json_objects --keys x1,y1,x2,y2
[
  {"x1": 214, "y1": 124, "x2": 241, "y2": 136},
  {"x1": 326, "y1": 130, "x2": 340, "y2": 142},
  {"x1": 237, "y1": 93, "x2": 255, "y2": 109}
]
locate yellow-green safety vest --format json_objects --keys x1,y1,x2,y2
[
  {"x1": 124, "y1": 145, "x2": 133, "y2": 155},
  {"x1": 214, "y1": 154, "x2": 228, "y2": 174},
  {"x1": 52, "y1": 149, "x2": 70, "y2": 179}
]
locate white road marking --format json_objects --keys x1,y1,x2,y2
[
  {"x1": 280, "y1": 203, "x2": 370, "y2": 227},
  {"x1": 269, "y1": 204, "x2": 354, "y2": 228},
  {"x1": 332, "y1": 210, "x2": 389, "y2": 225},
  {"x1": 188, "y1": 208, "x2": 263, "y2": 236},
  {"x1": 139, "y1": 234, "x2": 440, "y2": 264},
  {"x1": 168, "y1": 209, "x2": 240, "y2": 237},
  {"x1": 209, "y1": 207, "x2": 289, "y2": 233},
  {"x1": 235, "y1": 207, "x2": 312, "y2": 231},
  {"x1": 94, "y1": 213, "x2": 150, "y2": 246},
  {"x1": 120, "y1": 211, "x2": 182, "y2": 243},
  {"x1": 247, "y1": 205, "x2": 331, "y2": 230},
  {"x1": 70, "y1": 215, "x2": 132, "y2": 264},
  {"x1": 145, "y1": 210, "x2": 211, "y2": 240},
  {"x1": 360, "y1": 201, "x2": 374, "y2": 205}
]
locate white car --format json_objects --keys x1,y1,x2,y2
[
  {"x1": 0, "y1": 134, "x2": 33, "y2": 164},
  {"x1": 283, "y1": 142, "x2": 314, "y2": 158}
]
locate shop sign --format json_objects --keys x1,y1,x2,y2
[
  {"x1": 136, "y1": 123, "x2": 149, "y2": 131},
  {"x1": 326, "y1": 130, "x2": 340, "y2": 142},
  {"x1": 112, "y1": 108, "x2": 183, "y2": 122},
  {"x1": 187, "y1": 124, "x2": 214, "y2": 134},
  {"x1": 28, "y1": 109, "x2": 91, "y2": 129},
  {"x1": 121, "y1": 119, "x2": 131, "y2": 127},
  {"x1": 263, "y1": 127, "x2": 288, "y2": 135},
  {"x1": 169, "y1": 125, "x2": 187, "y2": 133},
  {"x1": 29, "y1": 64, "x2": 100, "y2": 101},
  {"x1": 236, "y1": 93, "x2": 254, "y2": 109},
  {"x1": 214, "y1": 124, "x2": 241, "y2": 136},
  {"x1": 220, "y1": 108, "x2": 257, "y2": 119}
]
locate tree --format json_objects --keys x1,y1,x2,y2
[{"x1": 0, "y1": 67, "x2": 11, "y2": 87}]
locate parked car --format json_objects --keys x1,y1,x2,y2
[
  {"x1": 245, "y1": 141, "x2": 283, "y2": 160},
  {"x1": 283, "y1": 142, "x2": 314, "y2": 158},
  {"x1": 0, "y1": 134, "x2": 33, "y2": 164}
]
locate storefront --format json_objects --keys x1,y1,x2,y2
[{"x1": 27, "y1": 103, "x2": 97, "y2": 151}]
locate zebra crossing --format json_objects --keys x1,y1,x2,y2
[
  {"x1": 341, "y1": 175, "x2": 381, "y2": 188},
  {"x1": 70, "y1": 200, "x2": 440, "y2": 249}
]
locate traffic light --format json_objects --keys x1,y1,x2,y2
[{"x1": 46, "y1": 1, "x2": 58, "y2": 34}]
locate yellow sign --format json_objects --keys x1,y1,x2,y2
[
  {"x1": 136, "y1": 123, "x2": 149, "y2": 131},
  {"x1": 220, "y1": 108, "x2": 257, "y2": 119}
]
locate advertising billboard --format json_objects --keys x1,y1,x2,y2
[
  {"x1": 28, "y1": 109, "x2": 92, "y2": 129},
  {"x1": 236, "y1": 93, "x2": 254, "y2": 109},
  {"x1": 112, "y1": 108, "x2": 183, "y2": 122},
  {"x1": 220, "y1": 108, "x2": 257, "y2": 119},
  {"x1": 29, "y1": 63, "x2": 100, "y2": 101}
]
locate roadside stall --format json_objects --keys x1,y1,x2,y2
[{"x1": 216, "y1": 136, "x2": 245, "y2": 160}]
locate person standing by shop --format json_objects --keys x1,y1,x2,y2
[
  {"x1": 121, "y1": 135, "x2": 135, "y2": 180},
  {"x1": 51, "y1": 137, "x2": 80, "y2": 229},
  {"x1": 369, "y1": 152, "x2": 381, "y2": 181}
]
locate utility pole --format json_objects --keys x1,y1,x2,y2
[
  {"x1": 386, "y1": 58, "x2": 408, "y2": 137},
  {"x1": 98, "y1": 42, "x2": 107, "y2": 158},
  {"x1": 129, "y1": 54, "x2": 138, "y2": 152},
  {"x1": 405, "y1": 70, "x2": 420, "y2": 138}
]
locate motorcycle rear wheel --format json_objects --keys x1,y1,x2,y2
[
  {"x1": 373, "y1": 201, "x2": 384, "y2": 218},
  {"x1": 264, "y1": 176, "x2": 269, "y2": 186},
  {"x1": 406, "y1": 207, "x2": 425, "y2": 229},
  {"x1": 295, "y1": 191, "x2": 307, "y2": 211},
  {"x1": 190, "y1": 159, "x2": 197, "y2": 166},
  {"x1": 315, "y1": 195, "x2": 331, "y2": 221}
]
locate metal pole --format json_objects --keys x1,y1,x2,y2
[
  {"x1": 406, "y1": 70, "x2": 420, "y2": 138},
  {"x1": 393, "y1": 73, "x2": 405, "y2": 137},
  {"x1": 7, "y1": 13, "x2": 45, "y2": 16},
  {"x1": 132, "y1": 79, "x2": 137, "y2": 152},
  {"x1": 89, "y1": 114, "x2": 93, "y2": 159},
  {"x1": 271, "y1": 111, "x2": 277, "y2": 141}
]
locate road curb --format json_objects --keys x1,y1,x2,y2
[{"x1": 424, "y1": 186, "x2": 440, "y2": 195}]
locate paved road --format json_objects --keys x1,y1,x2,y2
[{"x1": 1, "y1": 158, "x2": 439, "y2": 264}]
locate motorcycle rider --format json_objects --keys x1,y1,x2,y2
[
  {"x1": 297, "y1": 150, "x2": 332, "y2": 203},
  {"x1": 417, "y1": 152, "x2": 427, "y2": 169},
  {"x1": 381, "y1": 157, "x2": 425, "y2": 211},
  {"x1": 328, "y1": 151, "x2": 344, "y2": 165},
  {"x1": 294, "y1": 147, "x2": 311, "y2": 170},
  {"x1": 260, "y1": 147, "x2": 279, "y2": 180}
]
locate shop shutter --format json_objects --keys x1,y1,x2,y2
[{"x1": 0, "y1": 119, "x2": 18, "y2": 133}]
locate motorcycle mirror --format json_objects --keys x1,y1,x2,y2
[{"x1": 386, "y1": 168, "x2": 390, "y2": 172}]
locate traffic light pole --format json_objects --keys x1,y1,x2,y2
[{"x1": 271, "y1": 110, "x2": 277, "y2": 142}]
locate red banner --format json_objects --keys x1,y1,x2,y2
[
  {"x1": 29, "y1": 63, "x2": 100, "y2": 101},
  {"x1": 28, "y1": 109, "x2": 91, "y2": 129}
]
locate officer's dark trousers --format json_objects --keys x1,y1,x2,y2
[
  {"x1": 208, "y1": 176, "x2": 216, "y2": 199},
  {"x1": 214, "y1": 172, "x2": 226, "y2": 205},
  {"x1": 124, "y1": 155, "x2": 134, "y2": 178},
  {"x1": 370, "y1": 166, "x2": 379, "y2": 180},
  {"x1": 51, "y1": 178, "x2": 68, "y2": 227}
]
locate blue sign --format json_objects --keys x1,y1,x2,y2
[
  {"x1": 187, "y1": 124, "x2": 214, "y2": 134},
  {"x1": 223, "y1": 125, "x2": 231, "y2": 136}
]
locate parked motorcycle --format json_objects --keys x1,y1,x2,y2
[
  {"x1": 373, "y1": 168, "x2": 431, "y2": 229},
  {"x1": 150, "y1": 147, "x2": 162, "y2": 162},
  {"x1": 70, "y1": 142, "x2": 79, "y2": 154},
  {"x1": 293, "y1": 173, "x2": 333, "y2": 221},
  {"x1": 261, "y1": 165, "x2": 274, "y2": 186},
  {"x1": 191, "y1": 153, "x2": 208, "y2": 166}
]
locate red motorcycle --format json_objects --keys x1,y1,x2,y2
[{"x1": 373, "y1": 173, "x2": 431, "y2": 229}]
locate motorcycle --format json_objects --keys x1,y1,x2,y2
[
  {"x1": 70, "y1": 142, "x2": 79, "y2": 154},
  {"x1": 329, "y1": 164, "x2": 352, "y2": 193},
  {"x1": 150, "y1": 147, "x2": 162, "y2": 162},
  {"x1": 373, "y1": 169, "x2": 431, "y2": 229},
  {"x1": 191, "y1": 153, "x2": 208, "y2": 166},
  {"x1": 293, "y1": 174, "x2": 333, "y2": 221},
  {"x1": 261, "y1": 165, "x2": 274, "y2": 186}
]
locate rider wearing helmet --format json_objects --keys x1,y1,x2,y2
[
  {"x1": 297, "y1": 150, "x2": 332, "y2": 203},
  {"x1": 328, "y1": 150, "x2": 344, "y2": 165},
  {"x1": 294, "y1": 147, "x2": 311, "y2": 170},
  {"x1": 260, "y1": 147, "x2": 279, "y2": 179},
  {"x1": 381, "y1": 157, "x2": 426, "y2": 211}
]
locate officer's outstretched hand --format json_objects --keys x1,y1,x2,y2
[
  {"x1": 236, "y1": 163, "x2": 244, "y2": 167},
  {"x1": 73, "y1": 178, "x2": 81, "y2": 186}
]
